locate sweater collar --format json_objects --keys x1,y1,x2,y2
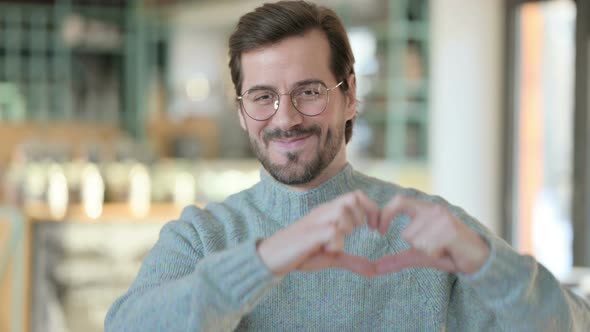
[{"x1": 253, "y1": 164, "x2": 357, "y2": 225}]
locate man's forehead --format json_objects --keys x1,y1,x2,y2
[
  {"x1": 240, "y1": 30, "x2": 331, "y2": 66},
  {"x1": 240, "y1": 30, "x2": 333, "y2": 89}
]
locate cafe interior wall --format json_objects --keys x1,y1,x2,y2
[{"x1": 429, "y1": 0, "x2": 503, "y2": 235}]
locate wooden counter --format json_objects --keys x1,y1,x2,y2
[
  {"x1": 0, "y1": 211, "x2": 29, "y2": 332},
  {"x1": 1, "y1": 202, "x2": 191, "y2": 332},
  {"x1": 24, "y1": 202, "x2": 188, "y2": 224}
]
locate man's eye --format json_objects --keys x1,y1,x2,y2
[
  {"x1": 296, "y1": 88, "x2": 320, "y2": 98},
  {"x1": 255, "y1": 94, "x2": 271, "y2": 101},
  {"x1": 251, "y1": 92, "x2": 274, "y2": 103}
]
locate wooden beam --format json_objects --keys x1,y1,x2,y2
[{"x1": 572, "y1": 0, "x2": 590, "y2": 266}]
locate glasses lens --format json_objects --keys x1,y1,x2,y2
[
  {"x1": 242, "y1": 89, "x2": 278, "y2": 120},
  {"x1": 291, "y1": 83, "x2": 328, "y2": 116}
]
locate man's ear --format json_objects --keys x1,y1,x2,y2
[{"x1": 344, "y1": 74, "x2": 357, "y2": 121}]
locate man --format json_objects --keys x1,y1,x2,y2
[{"x1": 105, "y1": 1, "x2": 590, "y2": 331}]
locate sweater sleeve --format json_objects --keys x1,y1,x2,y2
[
  {"x1": 447, "y1": 204, "x2": 590, "y2": 331},
  {"x1": 104, "y1": 208, "x2": 281, "y2": 332},
  {"x1": 452, "y1": 235, "x2": 590, "y2": 331}
]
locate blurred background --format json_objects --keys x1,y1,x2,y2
[{"x1": 0, "y1": 0, "x2": 589, "y2": 331}]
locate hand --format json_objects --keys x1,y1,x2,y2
[
  {"x1": 375, "y1": 195, "x2": 490, "y2": 275},
  {"x1": 257, "y1": 190, "x2": 381, "y2": 277}
]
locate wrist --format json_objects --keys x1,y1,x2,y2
[
  {"x1": 256, "y1": 238, "x2": 287, "y2": 276},
  {"x1": 464, "y1": 235, "x2": 491, "y2": 275}
]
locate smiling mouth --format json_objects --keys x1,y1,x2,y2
[{"x1": 272, "y1": 134, "x2": 313, "y2": 150}]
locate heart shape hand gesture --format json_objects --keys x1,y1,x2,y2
[{"x1": 257, "y1": 190, "x2": 490, "y2": 278}]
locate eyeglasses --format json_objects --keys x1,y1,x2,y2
[{"x1": 237, "y1": 81, "x2": 344, "y2": 121}]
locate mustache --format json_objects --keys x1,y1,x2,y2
[{"x1": 263, "y1": 125, "x2": 322, "y2": 145}]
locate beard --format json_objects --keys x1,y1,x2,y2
[{"x1": 249, "y1": 123, "x2": 344, "y2": 185}]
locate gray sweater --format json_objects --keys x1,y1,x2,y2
[{"x1": 105, "y1": 165, "x2": 590, "y2": 331}]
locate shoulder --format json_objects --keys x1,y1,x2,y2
[
  {"x1": 353, "y1": 170, "x2": 491, "y2": 235},
  {"x1": 353, "y1": 170, "x2": 437, "y2": 204},
  {"x1": 199, "y1": 186, "x2": 263, "y2": 249},
  {"x1": 352, "y1": 170, "x2": 407, "y2": 206},
  {"x1": 388, "y1": 185, "x2": 494, "y2": 239},
  {"x1": 160, "y1": 186, "x2": 260, "y2": 255},
  {"x1": 156, "y1": 205, "x2": 223, "y2": 254},
  {"x1": 204, "y1": 183, "x2": 262, "y2": 226}
]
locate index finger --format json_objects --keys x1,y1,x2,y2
[
  {"x1": 378, "y1": 195, "x2": 422, "y2": 235},
  {"x1": 352, "y1": 190, "x2": 381, "y2": 231}
]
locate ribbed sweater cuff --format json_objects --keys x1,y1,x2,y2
[
  {"x1": 458, "y1": 238, "x2": 535, "y2": 308},
  {"x1": 201, "y1": 239, "x2": 282, "y2": 312}
]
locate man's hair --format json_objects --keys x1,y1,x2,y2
[{"x1": 228, "y1": 0, "x2": 356, "y2": 143}]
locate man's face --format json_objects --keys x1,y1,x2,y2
[{"x1": 238, "y1": 29, "x2": 356, "y2": 187}]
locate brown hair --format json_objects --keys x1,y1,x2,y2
[{"x1": 228, "y1": 0, "x2": 356, "y2": 143}]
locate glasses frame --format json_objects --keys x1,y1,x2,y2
[{"x1": 237, "y1": 80, "x2": 344, "y2": 121}]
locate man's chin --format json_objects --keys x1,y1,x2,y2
[
  {"x1": 263, "y1": 160, "x2": 320, "y2": 186},
  {"x1": 253, "y1": 139, "x2": 328, "y2": 186},
  {"x1": 270, "y1": 147, "x2": 308, "y2": 161},
  {"x1": 270, "y1": 170, "x2": 317, "y2": 186}
]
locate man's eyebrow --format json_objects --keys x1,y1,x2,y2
[
  {"x1": 244, "y1": 79, "x2": 326, "y2": 93},
  {"x1": 244, "y1": 84, "x2": 275, "y2": 92},
  {"x1": 292, "y1": 79, "x2": 325, "y2": 87}
]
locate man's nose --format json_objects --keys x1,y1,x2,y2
[{"x1": 271, "y1": 94, "x2": 304, "y2": 129}]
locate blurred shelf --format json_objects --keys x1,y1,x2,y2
[
  {"x1": 372, "y1": 21, "x2": 429, "y2": 41},
  {"x1": 0, "y1": 122, "x2": 122, "y2": 166},
  {"x1": 148, "y1": 116, "x2": 219, "y2": 159}
]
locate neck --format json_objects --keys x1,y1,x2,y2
[{"x1": 255, "y1": 161, "x2": 357, "y2": 225}]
